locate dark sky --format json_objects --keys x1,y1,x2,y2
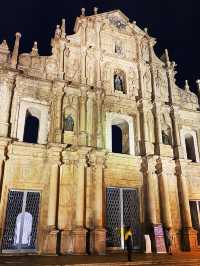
[{"x1": 0, "y1": 1, "x2": 199, "y2": 91}]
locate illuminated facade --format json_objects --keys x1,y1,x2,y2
[{"x1": 0, "y1": 9, "x2": 200, "y2": 254}]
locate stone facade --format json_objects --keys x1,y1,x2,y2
[{"x1": 0, "y1": 9, "x2": 200, "y2": 255}]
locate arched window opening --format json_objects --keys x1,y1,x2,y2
[
  {"x1": 112, "y1": 119, "x2": 129, "y2": 154},
  {"x1": 114, "y1": 70, "x2": 126, "y2": 93},
  {"x1": 112, "y1": 125, "x2": 122, "y2": 153},
  {"x1": 23, "y1": 111, "x2": 39, "y2": 144},
  {"x1": 64, "y1": 114, "x2": 74, "y2": 132},
  {"x1": 185, "y1": 134, "x2": 196, "y2": 162}
]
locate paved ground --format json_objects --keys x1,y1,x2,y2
[{"x1": 0, "y1": 253, "x2": 200, "y2": 266}]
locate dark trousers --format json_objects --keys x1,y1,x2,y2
[{"x1": 127, "y1": 249, "x2": 132, "y2": 261}]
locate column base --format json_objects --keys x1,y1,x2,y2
[
  {"x1": 60, "y1": 230, "x2": 73, "y2": 254},
  {"x1": 170, "y1": 230, "x2": 182, "y2": 253},
  {"x1": 72, "y1": 227, "x2": 87, "y2": 255},
  {"x1": 182, "y1": 227, "x2": 198, "y2": 251},
  {"x1": 91, "y1": 227, "x2": 106, "y2": 255},
  {"x1": 44, "y1": 229, "x2": 59, "y2": 254},
  {"x1": 79, "y1": 131, "x2": 87, "y2": 146}
]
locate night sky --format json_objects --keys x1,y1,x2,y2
[{"x1": 0, "y1": 1, "x2": 199, "y2": 91}]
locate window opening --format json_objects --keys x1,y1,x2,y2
[
  {"x1": 185, "y1": 134, "x2": 196, "y2": 162},
  {"x1": 23, "y1": 111, "x2": 39, "y2": 144}
]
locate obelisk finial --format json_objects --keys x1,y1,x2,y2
[{"x1": 10, "y1": 32, "x2": 21, "y2": 68}]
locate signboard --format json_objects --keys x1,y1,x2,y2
[{"x1": 153, "y1": 224, "x2": 166, "y2": 253}]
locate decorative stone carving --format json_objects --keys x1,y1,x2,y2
[
  {"x1": 114, "y1": 70, "x2": 126, "y2": 93},
  {"x1": 108, "y1": 15, "x2": 128, "y2": 30},
  {"x1": 161, "y1": 113, "x2": 172, "y2": 146}
]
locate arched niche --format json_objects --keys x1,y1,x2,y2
[
  {"x1": 17, "y1": 100, "x2": 49, "y2": 144},
  {"x1": 113, "y1": 70, "x2": 126, "y2": 94},
  {"x1": 63, "y1": 114, "x2": 74, "y2": 132},
  {"x1": 106, "y1": 112, "x2": 135, "y2": 155},
  {"x1": 23, "y1": 109, "x2": 40, "y2": 144},
  {"x1": 162, "y1": 126, "x2": 172, "y2": 146},
  {"x1": 181, "y1": 129, "x2": 200, "y2": 162},
  {"x1": 62, "y1": 107, "x2": 77, "y2": 145}
]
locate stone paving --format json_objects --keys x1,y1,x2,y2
[{"x1": 0, "y1": 253, "x2": 200, "y2": 266}]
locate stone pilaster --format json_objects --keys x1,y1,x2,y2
[
  {"x1": 53, "y1": 83, "x2": 64, "y2": 143},
  {"x1": 170, "y1": 106, "x2": 184, "y2": 159},
  {"x1": 45, "y1": 146, "x2": 61, "y2": 254},
  {"x1": 156, "y1": 158, "x2": 172, "y2": 229},
  {"x1": 0, "y1": 77, "x2": 15, "y2": 137},
  {"x1": 175, "y1": 161, "x2": 197, "y2": 251},
  {"x1": 142, "y1": 158, "x2": 158, "y2": 226},
  {"x1": 96, "y1": 89, "x2": 104, "y2": 149},
  {"x1": 58, "y1": 151, "x2": 75, "y2": 254},
  {"x1": 138, "y1": 100, "x2": 155, "y2": 155},
  {"x1": 86, "y1": 91, "x2": 95, "y2": 147},
  {"x1": 79, "y1": 88, "x2": 87, "y2": 145},
  {"x1": 72, "y1": 148, "x2": 89, "y2": 254},
  {"x1": 90, "y1": 150, "x2": 106, "y2": 254}
]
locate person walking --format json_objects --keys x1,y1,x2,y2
[
  {"x1": 124, "y1": 226, "x2": 133, "y2": 261},
  {"x1": 165, "y1": 228, "x2": 173, "y2": 255}
]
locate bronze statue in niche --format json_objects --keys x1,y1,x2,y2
[
  {"x1": 162, "y1": 128, "x2": 172, "y2": 145},
  {"x1": 64, "y1": 114, "x2": 74, "y2": 131},
  {"x1": 114, "y1": 70, "x2": 126, "y2": 93}
]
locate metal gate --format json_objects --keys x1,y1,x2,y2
[
  {"x1": 106, "y1": 187, "x2": 141, "y2": 249},
  {"x1": 2, "y1": 190, "x2": 40, "y2": 252}
]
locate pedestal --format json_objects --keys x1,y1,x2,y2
[
  {"x1": 171, "y1": 231, "x2": 182, "y2": 253},
  {"x1": 60, "y1": 230, "x2": 73, "y2": 254},
  {"x1": 79, "y1": 131, "x2": 87, "y2": 146},
  {"x1": 159, "y1": 144, "x2": 173, "y2": 157},
  {"x1": 44, "y1": 229, "x2": 59, "y2": 254},
  {"x1": 145, "y1": 142, "x2": 154, "y2": 155},
  {"x1": 91, "y1": 227, "x2": 106, "y2": 255},
  {"x1": 182, "y1": 227, "x2": 198, "y2": 251},
  {"x1": 72, "y1": 227, "x2": 87, "y2": 255}
]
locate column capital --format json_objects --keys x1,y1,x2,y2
[
  {"x1": 87, "y1": 90, "x2": 96, "y2": 99},
  {"x1": 89, "y1": 150, "x2": 106, "y2": 168}
]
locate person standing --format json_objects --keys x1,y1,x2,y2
[
  {"x1": 124, "y1": 226, "x2": 133, "y2": 261},
  {"x1": 165, "y1": 228, "x2": 173, "y2": 255}
]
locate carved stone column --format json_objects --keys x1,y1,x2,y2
[
  {"x1": 0, "y1": 77, "x2": 15, "y2": 137},
  {"x1": 170, "y1": 106, "x2": 184, "y2": 159},
  {"x1": 156, "y1": 158, "x2": 172, "y2": 228},
  {"x1": 175, "y1": 161, "x2": 196, "y2": 251},
  {"x1": 87, "y1": 91, "x2": 95, "y2": 147},
  {"x1": 45, "y1": 146, "x2": 61, "y2": 254},
  {"x1": 58, "y1": 41, "x2": 65, "y2": 80},
  {"x1": 90, "y1": 150, "x2": 106, "y2": 254},
  {"x1": 53, "y1": 83, "x2": 64, "y2": 143},
  {"x1": 138, "y1": 100, "x2": 154, "y2": 155},
  {"x1": 72, "y1": 148, "x2": 89, "y2": 254},
  {"x1": 96, "y1": 89, "x2": 104, "y2": 149},
  {"x1": 79, "y1": 88, "x2": 87, "y2": 145},
  {"x1": 59, "y1": 151, "x2": 74, "y2": 254},
  {"x1": 145, "y1": 159, "x2": 158, "y2": 226}
]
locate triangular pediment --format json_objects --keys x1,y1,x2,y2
[{"x1": 74, "y1": 9, "x2": 146, "y2": 37}]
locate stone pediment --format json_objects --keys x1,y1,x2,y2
[{"x1": 74, "y1": 9, "x2": 146, "y2": 37}]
